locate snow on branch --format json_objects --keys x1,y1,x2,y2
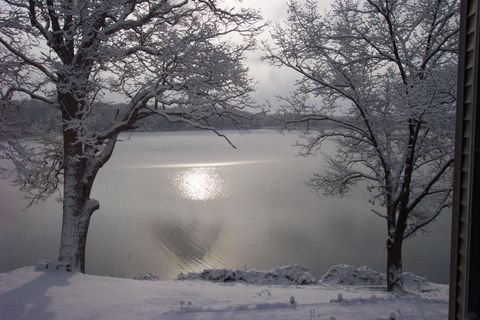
[
  {"x1": 0, "y1": 0, "x2": 264, "y2": 200},
  {"x1": 264, "y1": 0, "x2": 457, "y2": 250}
]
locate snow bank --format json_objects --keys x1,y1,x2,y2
[
  {"x1": 176, "y1": 264, "x2": 316, "y2": 285},
  {"x1": 0, "y1": 265, "x2": 449, "y2": 320},
  {"x1": 320, "y1": 264, "x2": 432, "y2": 289}
]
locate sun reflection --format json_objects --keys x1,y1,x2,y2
[{"x1": 173, "y1": 167, "x2": 224, "y2": 201}]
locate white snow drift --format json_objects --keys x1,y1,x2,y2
[{"x1": 0, "y1": 264, "x2": 448, "y2": 320}]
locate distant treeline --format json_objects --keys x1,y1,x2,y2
[{"x1": 4, "y1": 100, "x2": 333, "y2": 133}]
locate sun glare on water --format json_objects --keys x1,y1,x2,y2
[{"x1": 173, "y1": 167, "x2": 224, "y2": 201}]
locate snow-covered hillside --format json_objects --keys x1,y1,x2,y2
[{"x1": 0, "y1": 265, "x2": 448, "y2": 320}]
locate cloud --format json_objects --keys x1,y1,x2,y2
[{"x1": 224, "y1": 0, "x2": 333, "y2": 108}]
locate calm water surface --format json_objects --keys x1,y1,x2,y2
[{"x1": 0, "y1": 131, "x2": 451, "y2": 283}]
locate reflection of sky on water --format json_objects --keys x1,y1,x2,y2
[
  {"x1": 0, "y1": 132, "x2": 452, "y2": 283},
  {"x1": 147, "y1": 216, "x2": 227, "y2": 272},
  {"x1": 172, "y1": 167, "x2": 224, "y2": 201},
  {"x1": 113, "y1": 160, "x2": 276, "y2": 170}
]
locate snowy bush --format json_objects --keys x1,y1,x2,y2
[
  {"x1": 320, "y1": 265, "x2": 431, "y2": 290},
  {"x1": 176, "y1": 264, "x2": 316, "y2": 285},
  {"x1": 320, "y1": 265, "x2": 386, "y2": 286}
]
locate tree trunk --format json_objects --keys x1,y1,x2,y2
[
  {"x1": 58, "y1": 201, "x2": 94, "y2": 272},
  {"x1": 58, "y1": 149, "x2": 99, "y2": 272},
  {"x1": 386, "y1": 239, "x2": 403, "y2": 291}
]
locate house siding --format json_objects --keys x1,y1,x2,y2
[{"x1": 450, "y1": 0, "x2": 480, "y2": 319}]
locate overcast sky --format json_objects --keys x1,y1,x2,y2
[{"x1": 226, "y1": 0, "x2": 333, "y2": 107}]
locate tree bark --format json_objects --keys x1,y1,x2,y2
[
  {"x1": 58, "y1": 154, "x2": 100, "y2": 272},
  {"x1": 386, "y1": 239, "x2": 403, "y2": 291},
  {"x1": 56, "y1": 90, "x2": 115, "y2": 272},
  {"x1": 58, "y1": 201, "x2": 94, "y2": 272},
  {"x1": 57, "y1": 116, "x2": 101, "y2": 272}
]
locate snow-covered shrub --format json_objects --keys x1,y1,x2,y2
[
  {"x1": 176, "y1": 264, "x2": 316, "y2": 285},
  {"x1": 320, "y1": 264, "x2": 435, "y2": 292},
  {"x1": 320, "y1": 265, "x2": 386, "y2": 286}
]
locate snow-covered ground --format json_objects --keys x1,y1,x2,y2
[{"x1": 0, "y1": 264, "x2": 448, "y2": 320}]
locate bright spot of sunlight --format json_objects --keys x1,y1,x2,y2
[{"x1": 173, "y1": 167, "x2": 224, "y2": 201}]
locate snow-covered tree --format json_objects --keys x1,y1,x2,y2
[
  {"x1": 0, "y1": 0, "x2": 263, "y2": 272},
  {"x1": 265, "y1": 0, "x2": 458, "y2": 291}
]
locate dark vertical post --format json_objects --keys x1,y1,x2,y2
[{"x1": 450, "y1": 0, "x2": 480, "y2": 319}]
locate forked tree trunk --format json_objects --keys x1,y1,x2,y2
[
  {"x1": 56, "y1": 88, "x2": 116, "y2": 271},
  {"x1": 386, "y1": 239, "x2": 403, "y2": 291}
]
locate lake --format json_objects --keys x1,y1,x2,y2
[{"x1": 0, "y1": 130, "x2": 451, "y2": 283}]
